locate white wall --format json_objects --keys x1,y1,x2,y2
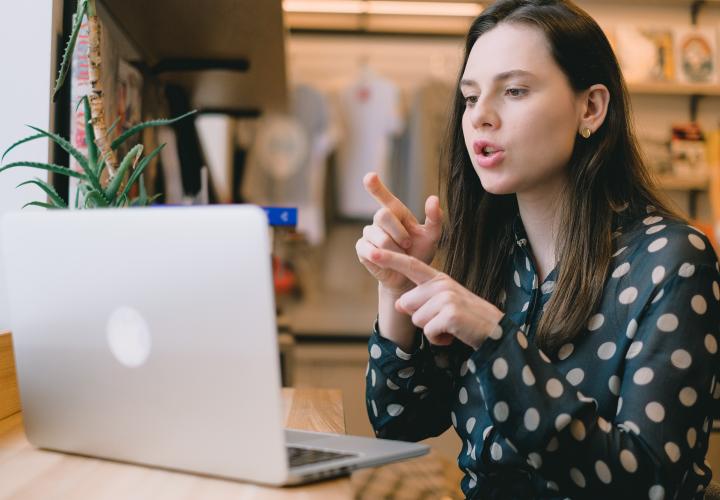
[{"x1": 0, "y1": 1, "x2": 56, "y2": 330}]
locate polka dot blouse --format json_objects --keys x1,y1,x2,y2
[{"x1": 366, "y1": 212, "x2": 720, "y2": 499}]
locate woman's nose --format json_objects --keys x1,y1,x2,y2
[{"x1": 469, "y1": 97, "x2": 499, "y2": 129}]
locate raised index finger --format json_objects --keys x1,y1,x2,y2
[
  {"x1": 370, "y1": 248, "x2": 438, "y2": 285},
  {"x1": 363, "y1": 172, "x2": 416, "y2": 223}
]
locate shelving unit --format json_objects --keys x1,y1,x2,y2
[
  {"x1": 656, "y1": 173, "x2": 710, "y2": 191},
  {"x1": 628, "y1": 83, "x2": 720, "y2": 97},
  {"x1": 97, "y1": 0, "x2": 289, "y2": 113}
]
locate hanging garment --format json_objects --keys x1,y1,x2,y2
[
  {"x1": 335, "y1": 68, "x2": 403, "y2": 219},
  {"x1": 291, "y1": 84, "x2": 336, "y2": 245},
  {"x1": 400, "y1": 79, "x2": 454, "y2": 219}
]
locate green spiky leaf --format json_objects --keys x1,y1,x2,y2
[
  {"x1": 26, "y1": 125, "x2": 91, "y2": 175},
  {"x1": 52, "y1": 0, "x2": 88, "y2": 101},
  {"x1": 82, "y1": 96, "x2": 98, "y2": 171},
  {"x1": 105, "y1": 144, "x2": 143, "y2": 201},
  {"x1": 22, "y1": 201, "x2": 59, "y2": 210},
  {"x1": 117, "y1": 143, "x2": 164, "y2": 201},
  {"x1": 1, "y1": 133, "x2": 46, "y2": 163},
  {"x1": 106, "y1": 116, "x2": 121, "y2": 137},
  {"x1": 0, "y1": 161, "x2": 86, "y2": 179},
  {"x1": 110, "y1": 110, "x2": 197, "y2": 151},
  {"x1": 84, "y1": 189, "x2": 110, "y2": 208},
  {"x1": 16, "y1": 178, "x2": 67, "y2": 208}
]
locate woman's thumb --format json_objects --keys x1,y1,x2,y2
[{"x1": 423, "y1": 195, "x2": 443, "y2": 231}]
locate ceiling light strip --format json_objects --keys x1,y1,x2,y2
[{"x1": 283, "y1": 0, "x2": 483, "y2": 17}]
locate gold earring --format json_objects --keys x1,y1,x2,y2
[{"x1": 580, "y1": 127, "x2": 592, "y2": 139}]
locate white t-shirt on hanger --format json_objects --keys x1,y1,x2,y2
[{"x1": 336, "y1": 68, "x2": 403, "y2": 219}]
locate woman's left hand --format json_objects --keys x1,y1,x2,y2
[{"x1": 369, "y1": 248, "x2": 504, "y2": 349}]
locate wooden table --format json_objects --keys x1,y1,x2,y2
[{"x1": 0, "y1": 332, "x2": 354, "y2": 499}]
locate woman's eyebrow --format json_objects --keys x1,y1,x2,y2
[{"x1": 460, "y1": 69, "x2": 536, "y2": 89}]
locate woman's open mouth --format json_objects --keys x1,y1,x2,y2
[{"x1": 473, "y1": 140, "x2": 505, "y2": 168}]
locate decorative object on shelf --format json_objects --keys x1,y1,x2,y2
[
  {"x1": 674, "y1": 26, "x2": 718, "y2": 85},
  {"x1": 0, "y1": 0, "x2": 195, "y2": 209},
  {"x1": 670, "y1": 122, "x2": 708, "y2": 180},
  {"x1": 615, "y1": 24, "x2": 675, "y2": 83}
]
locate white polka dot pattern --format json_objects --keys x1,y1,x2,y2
[
  {"x1": 652, "y1": 266, "x2": 665, "y2": 284},
  {"x1": 566, "y1": 368, "x2": 584, "y2": 386},
  {"x1": 691, "y1": 295, "x2": 707, "y2": 314},
  {"x1": 620, "y1": 449, "x2": 638, "y2": 473},
  {"x1": 645, "y1": 402, "x2": 665, "y2": 422},
  {"x1": 558, "y1": 343, "x2": 574, "y2": 360},
  {"x1": 492, "y1": 358, "x2": 508, "y2": 379},
  {"x1": 466, "y1": 417, "x2": 476, "y2": 434},
  {"x1": 522, "y1": 365, "x2": 535, "y2": 386},
  {"x1": 619, "y1": 287, "x2": 638, "y2": 304},
  {"x1": 387, "y1": 403, "x2": 404, "y2": 416},
  {"x1": 626, "y1": 319, "x2": 638, "y2": 339},
  {"x1": 671, "y1": 349, "x2": 692, "y2": 369},
  {"x1": 656, "y1": 314, "x2": 678, "y2": 332},
  {"x1": 490, "y1": 442, "x2": 502, "y2": 461},
  {"x1": 546, "y1": 379, "x2": 564, "y2": 398},
  {"x1": 570, "y1": 468, "x2": 586, "y2": 488},
  {"x1": 613, "y1": 263, "x2": 630, "y2": 278},
  {"x1": 588, "y1": 313, "x2": 605, "y2": 331},
  {"x1": 679, "y1": 387, "x2": 697, "y2": 407},
  {"x1": 598, "y1": 342, "x2": 617, "y2": 360},
  {"x1": 633, "y1": 368, "x2": 654, "y2": 385},
  {"x1": 524, "y1": 408, "x2": 540, "y2": 431},
  {"x1": 648, "y1": 238, "x2": 668, "y2": 253},
  {"x1": 649, "y1": 484, "x2": 665, "y2": 500},
  {"x1": 595, "y1": 460, "x2": 612, "y2": 483},
  {"x1": 555, "y1": 413, "x2": 571, "y2": 431},
  {"x1": 679, "y1": 263, "x2": 695, "y2": 277},
  {"x1": 493, "y1": 402, "x2": 509, "y2": 422},
  {"x1": 363, "y1": 220, "x2": 719, "y2": 498},
  {"x1": 459, "y1": 387, "x2": 468, "y2": 404},
  {"x1": 395, "y1": 347, "x2": 411, "y2": 360},
  {"x1": 664, "y1": 442, "x2": 680, "y2": 462}
]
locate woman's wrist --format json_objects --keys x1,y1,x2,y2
[
  {"x1": 377, "y1": 283, "x2": 417, "y2": 351},
  {"x1": 378, "y1": 282, "x2": 412, "y2": 300}
]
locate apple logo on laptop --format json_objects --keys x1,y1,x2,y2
[{"x1": 106, "y1": 306, "x2": 152, "y2": 367}]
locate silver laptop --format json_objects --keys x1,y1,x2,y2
[{"x1": 1, "y1": 205, "x2": 428, "y2": 486}]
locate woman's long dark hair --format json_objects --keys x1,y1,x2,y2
[{"x1": 440, "y1": 0, "x2": 682, "y2": 352}]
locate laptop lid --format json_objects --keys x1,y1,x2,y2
[{"x1": 2, "y1": 205, "x2": 289, "y2": 484}]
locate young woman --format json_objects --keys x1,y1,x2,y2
[{"x1": 355, "y1": 0, "x2": 720, "y2": 498}]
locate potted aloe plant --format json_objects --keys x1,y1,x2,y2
[{"x1": 0, "y1": 0, "x2": 194, "y2": 208}]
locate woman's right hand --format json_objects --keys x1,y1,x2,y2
[{"x1": 355, "y1": 172, "x2": 443, "y2": 295}]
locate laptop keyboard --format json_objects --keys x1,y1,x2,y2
[{"x1": 287, "y1": 446, "x2": 357, "y2": 467}]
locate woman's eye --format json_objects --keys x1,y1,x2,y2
[
  {"x1": 464, "y1": 95, "x2": 478, "y2": 106},
  {"x1": 505, "y1": 88, "x2": 527, "y2": 97}
]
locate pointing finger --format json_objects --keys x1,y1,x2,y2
[
  {"x1": 369, "y1": 248, "x2": 438, "y2": 285},
  {"x1": 363, "y1": 172, "x2": 417, "y2": 224}
]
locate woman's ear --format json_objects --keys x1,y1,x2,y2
[{"x1": 578, "y1": 84, "x2": 610, "y2": 136}]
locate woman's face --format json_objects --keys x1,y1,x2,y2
[{"x1": 461, "y1": 22, "x2": 584, "y2": 196}]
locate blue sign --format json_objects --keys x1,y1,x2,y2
[{"x1": 262, "y1": 206, "x2": 298, "y2": 227}]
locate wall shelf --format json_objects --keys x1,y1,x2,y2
[
  {"x1": 656, "y1": 174, "x2": 709, "y2": 191},
  {"x1": 628, "y1": 83, "x2": 720, "y2": 97},
  {"x1": 99, "y1": 0, "x2": 288, "y2": 112}
]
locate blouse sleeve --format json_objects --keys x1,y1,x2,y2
[
  {"x1": 470, "y1": 261, "x2": 720, "y2": 499},
  {"x1": 365, "y1": 320, "x2": 455, "y2": 442}
]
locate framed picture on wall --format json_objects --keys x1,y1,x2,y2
[
  {"x1": 673, "y1": 26, "x2": 718, "y2": 85},
  {"x1": 615, "y1": 25, "x2": 675, "y2": 83}
]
